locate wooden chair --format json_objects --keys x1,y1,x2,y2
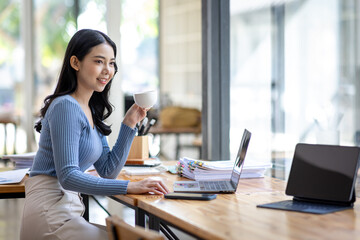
[
  {"x1": 0, "y1": 112, "x2": 19, "y2": 156},
  {"x1": 106, "y1": 215, "x2": 164, "y2": 240}
]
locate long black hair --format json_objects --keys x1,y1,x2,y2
[{"x1": 34, "y1": 29, "x2": 118, "y2": 135}]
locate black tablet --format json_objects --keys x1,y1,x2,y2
[
  {"x1": 258, "y1": 143, "x2": 360, "y2": 214},
  {"x1": 286, "y1": 143, "x2": 360, "y2": 204}
]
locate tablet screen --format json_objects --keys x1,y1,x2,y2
[{"x1": 286, "y1": 144, "x2": 360, "y2": 203}]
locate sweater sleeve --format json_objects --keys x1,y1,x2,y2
[
  {"x1": 94, "y1": 123, "x2": 136, "y2": 179},
  {"x1": 48, "y1": 100, "x2": 131, "y2": 195}
]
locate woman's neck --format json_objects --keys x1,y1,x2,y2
[{"x1": 70, "y1": 90, "x2": 92, "y2": 107}]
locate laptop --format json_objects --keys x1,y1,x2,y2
[
  {"x1": 257, "y1": 143, "x2": 360, "y2": 214},
  {"x1": 173, "y1": 129, "x2": 251, "y2": 193}
]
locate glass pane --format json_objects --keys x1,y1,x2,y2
[
  {"x1": 78, "y1": 0, "x2": 107, "y2": 32},
  {"x1": 120, "y1": 0, "x2": 159, "y2": 94},
  {"x1": 33, "y1": 0, "x2": 76, "y2": 112},
  {"x1": 0, "y1": 0, "x2": 23, "y2": 154},
  {"x1": 0, "y1": 0, "x2": 22, "y2": 112},
  {"x1": 230, "y1": 0, "x2": 360, "y2": 180},
  {"x1": 230, "y1": 2, "x2": 272, "y2": 165},
  {"x1": 33, "y1": 0, "x2": 107, "y2": 112}
]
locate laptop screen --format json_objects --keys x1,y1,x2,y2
[
  {"x1": 230, "y1": 129, "x2": 251, "y2": 188},
  {"x1": 286, "y1": 143, "x2": 360, "y2": 203}
]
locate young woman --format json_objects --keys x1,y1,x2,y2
[{"x1": 20, "y1": 29, "x2": 169, "y2": 240}]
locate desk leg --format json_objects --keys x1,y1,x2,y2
[
  {"x1": 81, "y1": 194, "x2": 89, "y2": 221},
  {"x1": 148, "y1": 213, "x2": 160, "y2": 231},
  {"x1": 135, "y1": 208, "x2": 146, "y2": 227},
  {"x1": 149, "y1": 215, "x2": 179, "y2": 240}
]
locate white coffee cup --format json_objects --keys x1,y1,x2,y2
[{"x1": 133, "y1": 90, "x2": 158, "y2": 108}]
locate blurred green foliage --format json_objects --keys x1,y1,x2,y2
[
  {"x1": 0, "y1": 0, "x2": 20, "y2": 65},
  {"x1": 122, "y1": 0, "x2": 158, "y2": 38},
  {"x1": 34, "y1": 0, "x2": 76, "y2": 67},
  {"x1": 0, "y1": 0, "x2": 76, "y2": 66}
]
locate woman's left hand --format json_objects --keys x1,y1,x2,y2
[
  {"x1": 122, "y1": 104, "x2": 147, "y2": 128},
  {"x1": 127, "y1": 178, "x2": 170, "y2": 195}
]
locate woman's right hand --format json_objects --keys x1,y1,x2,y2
[
  {"x1": 122, "y1": 104, "x2": 147, "y2": 129},
  {"x1": 127, "y1": 178, "x2": 170, "y2": 195}
]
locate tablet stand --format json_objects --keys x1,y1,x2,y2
[{"x1": 292, "y1": 188, "x2": 356, "y2": 207}]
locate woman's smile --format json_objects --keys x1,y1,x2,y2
[{"x1": 97, "y1": 77, "x2": 109, "y2": 85}]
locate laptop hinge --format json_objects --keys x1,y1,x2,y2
[{"x1": 230, "y1": 180, "x2": 237, "y2": 189}]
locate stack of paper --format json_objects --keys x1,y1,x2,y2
[
  {"x1": 0, "y1": 168, "x2": 29, "y2": 184},
  {"x1": 2, "y1": 152, "x2": 36, "y2": 169},
  {"x1": 123, "y1": 165, "x2": 168, "y2": 176},
  {"x1": 177, "y1": 157, "x2": 272, "y2": 181}
]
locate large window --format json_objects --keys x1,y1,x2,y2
[
  {"x1": 120, "y1": 0, "x2": 159, "y2": 94},
  {"x1": 33, "y1": 0, "x2": 110, "y2": 113},
  {"x1": 0, "y1": 0, "x2": 159, "y2": 154},
  {"x1": 33, "y1": 0, "x2": 77, "y2": 112},
  {"x1": 230, "y1": 2, "x2": 272, "y2": 166},
  {"x1": 33, "y1": 0, "x2": 159, "y2": 116},
  {"x1": 230, "y1": 0, "x2": 360, "y2": 179},
  {"x1": 0, "y1": 0, "x2": 23, "y2": 154},
  {"x1": 0, "y1": 0, "x2": 21, "y2": 113}
]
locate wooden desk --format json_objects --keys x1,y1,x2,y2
[
  {"x1": 112, "y1": 166, "x2": 360, "y2": 240},
  {"x1": 0, "y1": 177, "x2": 25, "y2": 199},
  {"x1": 149, "y1": 125, "x2": 201, "y2": 159}
]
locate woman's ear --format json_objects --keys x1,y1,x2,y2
[{"x1": 70, "y1": 56, "x2": 79, "y2": 71}]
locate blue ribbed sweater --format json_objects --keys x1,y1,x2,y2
[{"x1": 30, "y1": 95, "x2": 136, "y2": 195}]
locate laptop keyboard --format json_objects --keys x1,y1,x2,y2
[{"x1": 199, "y1": 181, "x2": 229, "y2": 191}]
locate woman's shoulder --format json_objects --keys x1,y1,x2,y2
[
  {"x1": 47, "y1": 95, "x2": 81, "y2": 116},
  {"x1": 52, "y1": 94, "x2": 77, "y2": 104}
]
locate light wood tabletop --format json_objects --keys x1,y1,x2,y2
[
  {"x1": 0, "y1": 178, "x2": 25, "y2": 194},
  {"x1": 111, "y1": 162, "x2": 360, "y2": 240},
  {"x1": 5, "y1": 162, "x2": 359, "y2": 239}
]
